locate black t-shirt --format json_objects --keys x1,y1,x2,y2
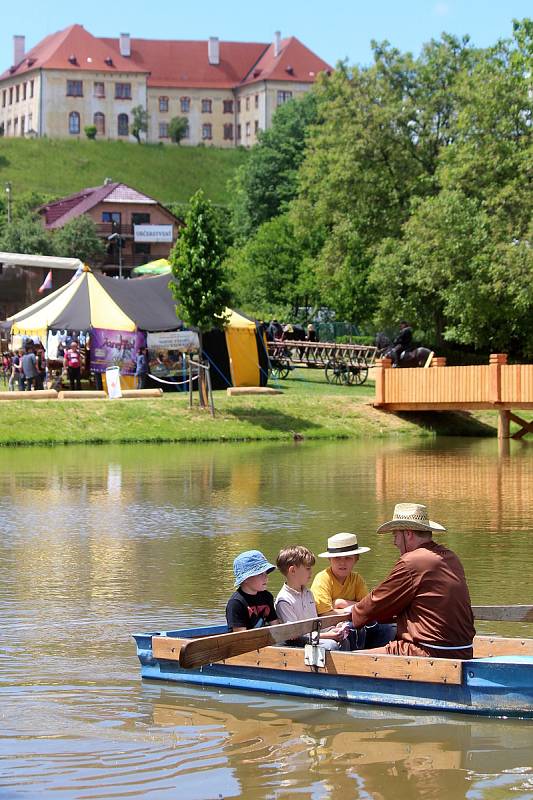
[{"x1": 225, "y1": 588, "x2": 277, "y2": 631}]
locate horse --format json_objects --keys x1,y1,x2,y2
[{"x1": 375, "y1": 333, "x2": 433, "y2": 368}]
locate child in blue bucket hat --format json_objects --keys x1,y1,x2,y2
[{"x1": 225, "y1": 550, "x2": 280, "y2": 632}]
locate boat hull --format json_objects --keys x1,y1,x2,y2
[{"x1": 133, "y1": 626, "x2": 533, "y2": 718}]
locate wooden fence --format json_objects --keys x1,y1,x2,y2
[{"x1": 374, "y1": 354, "x2": 533, "y2": 439}]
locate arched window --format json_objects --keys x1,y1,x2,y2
[
  {"x1": 117, "y1": 113, "x2": 129, "y2": 136},
  {"x1": 94, "y1": 112, "x2": 105, "y2": 135},
  {"x1": 68, "y1": 111, "x2": 80, "y2": 134}
]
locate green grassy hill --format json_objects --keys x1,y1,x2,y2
[{"x1": 0, "y1": 138, "x2": 247, "y2": 205}]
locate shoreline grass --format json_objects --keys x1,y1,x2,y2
[{"x1": 0, "y1": 370, "x2": 497, "y2": 448}]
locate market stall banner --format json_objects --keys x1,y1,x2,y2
[{"x1": 90, "y1": 328, "x2": 146, "y2": 375}]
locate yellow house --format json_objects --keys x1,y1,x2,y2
[{"x1": 0, "y1": 25, "x2": 332, "y2": 147}]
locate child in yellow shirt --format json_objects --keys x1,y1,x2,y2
[
  {"x1": 310, "y1": 532, "x2": 370, "y2": 615},
  {"x1": 310, "y1": 532, "x2": 395, "y2": 650}
]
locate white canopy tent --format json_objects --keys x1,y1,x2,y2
[{"x1": 0, "y1": 252, "x2": 84, "y2": 271}]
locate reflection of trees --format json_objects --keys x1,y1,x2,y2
[
  {"x1": 373, "y1": 441, "x2": 533, "y2": 610},
  {"x1": 2, "y1": 438, "x2": 533, "y2": 618}
]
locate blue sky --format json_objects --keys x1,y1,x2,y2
[{"x1": 1, "y1": 0, "x2": 530, "y2": 70}]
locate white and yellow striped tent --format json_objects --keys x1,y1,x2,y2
[{"x1": 8, "y1": 268, "x2": 269, "y2": 388}]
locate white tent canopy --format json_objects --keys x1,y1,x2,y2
[{"x1": 0, "y1": 252, "x2": 84, "y2": 271}]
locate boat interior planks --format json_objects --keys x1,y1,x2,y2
[
  {"x1": 473, "y1": 635, "x2": 533, "y2": 657},
  {"x1": 152, "y1": 635, "x2": 462, "y2": 684}
]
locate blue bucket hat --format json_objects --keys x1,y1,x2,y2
[{"x1": 233, "y1": 550, "x2": 275, "y2": 587}]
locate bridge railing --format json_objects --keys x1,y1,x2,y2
[
  {"x1": 374, "y1": 354, "x2": 533, "y2": 409},
  {"x1": 374, "y1": 353, "x2": 533, "y2": 440}
]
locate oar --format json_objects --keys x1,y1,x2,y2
[
  {"x1": 178, "y1": 612, "x2": 350, "y2": 669},
  {"x1": 177, "y1": 605, "x2": 533, "y2": 670},
  {"x1": 472, "y1": 605, "x2": 533, "y2": 622}
]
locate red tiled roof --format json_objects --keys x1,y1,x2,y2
[
  {"x1": 1, "y1": 26, "x2": 331, "y2": 88},
  {"x1": 102, "y1": 38, "x2": 268, "y2": 89},
  {"x1": 39, "y1": 182, "x2": 164, "y2": 229},
  {"x1": 240, "y1": 37, "x2": 331, "y2": 86},
  {"x1": 0, "y1": 24, "x2": 148, "y2": 81}
]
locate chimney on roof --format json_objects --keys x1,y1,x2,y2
[
  {"x1": 274, "y1": 31, "x2": 281, "y2": 58},
  {"x1": 208, "y1": 36, "x2": 220, "y2": 66},
  {"x1": 119, "y1": 32, "x2": 131, "y2": 57},
  {"x1": 13, "y1": 35, "x2": 25, "y2": 66}
]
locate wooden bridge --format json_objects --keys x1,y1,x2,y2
[{"x1": 374, "y1": 354, "x2": 533, "y2": 440}]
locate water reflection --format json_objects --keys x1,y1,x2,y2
[{"x1": 1, "y1": 438, "x2": 533, "y2": 798}]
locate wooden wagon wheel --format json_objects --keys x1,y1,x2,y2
[
  {"x1": 325, "y1": 359, "x2": 351, "y2": 385},
  {"x1": 350, "y1": 364, "x2": 369, "y2": 385},
  {"x1": 269, "y1": 358, "x2": 291, "y2": 380}
]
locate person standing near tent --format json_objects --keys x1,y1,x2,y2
[
  {"x1": 21, "y1": 345, "x2": 39, "y2": 391},
  {"x1": 135, "y1": 347, "x2": 149, "y2": 390},
  {"x1": 64, "y1": 340, "x2": 83, "y2": 391}
]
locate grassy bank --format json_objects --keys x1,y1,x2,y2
[
  {"x1": 0, "y1": 139, "x2": 247, "y2": 205},
  {"x1": 0, "y1": 370, "x2": 497, "y2": 447}
]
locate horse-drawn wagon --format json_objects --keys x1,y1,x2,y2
[{"x1": 267, "y1": 340, "x2": 378, "y2": 385}]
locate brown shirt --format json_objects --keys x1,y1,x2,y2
[{"x1": 352, "y1": 541, "x2": 475, "y2": 656}]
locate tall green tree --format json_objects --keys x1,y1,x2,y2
[
  {"x1": 439, "y1": 19, "x2": 533, "y2": 240},
  {"x1": 0, "y1": 215, "x2": 55, "y2": 255},
  {"x1": 292, "y1": 35, "x2": 477, "y2": 327},
  {"x1": 370, "y1": 191, "x2": 495, "y2": 349},
  {"x1": 169, "y1": 190, "x2": 231, "y2": 405},
  {"x1": 228, "y1": 213, "x2": 304, "y2": 317},
  {"x1": 230, "y1": 90, "x2": 319, "y2": 239},
  {"x1": 168, "y1": 117, "x2": 189, "y2": 144},
  {"x1": 53, "y1": 215, "x2": 105, "y2": 264},
  {"x1": 130, "y1": 105, "x2": 149, "y2": 143}
]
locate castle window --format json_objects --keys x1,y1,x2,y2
[
  {"x1": 94, "y1": 112, "x2": 105, "y2": 135},
  {"x1": 117, "y1": 113, "x2": 129, "y2": 136},
  {"x1": 66, "y1": 80, "x2": 83, "y2": 97},
  {"x1": 68, "y1": 111, "x2": 80, "y2": 134}
]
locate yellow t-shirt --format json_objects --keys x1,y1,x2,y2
[{"x1": 310, "y1": 566, "x2": 369, "y2": 615}]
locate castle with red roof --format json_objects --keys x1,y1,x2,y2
[{"x1": 0, "y1": 25, "x2": 331, "y2": 147}]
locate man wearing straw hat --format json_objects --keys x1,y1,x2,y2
[{"x1": 351, "y1": 503, "x2": 475, "y2": 659}]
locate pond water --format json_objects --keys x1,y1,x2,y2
[{"x1": 1, "y1": 437, "x2": 533, "y2": 799}]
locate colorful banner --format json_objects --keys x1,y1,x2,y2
[{"x1": 90, "y1": 328, "x2": 146, "y2": 375}]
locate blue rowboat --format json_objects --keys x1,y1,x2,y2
[{"x1": 133, "y1": 624, "x2": 533, "y2": 718}]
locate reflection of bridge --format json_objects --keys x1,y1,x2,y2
[{"x1": 374, "y1": 354, "x2": 533, "y2": 440}]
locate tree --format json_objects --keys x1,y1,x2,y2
[
  {"x1": 53, "y1": 215, "x2": 106, "y2": 264},
  {"x1": 438, "y1": 19, "x2": 533, "y2": 241},
  {"x1": 168, "y1": 117, "x2": 189, "y2": 144},
  {"x1": 169, "y1": 190, "x2": 231, "y2": 408},
  {"x1": 84, "y1": 125, "x2": 97, "y2": 140},
  {"x1": 230, "y1": 90, "x2": 319, "y2": 239},
  {"x1": 130, "y1": 105, "x2": 149, "y2": 143},
  {"x1": 228, "y1": 214, "x2": 303, "y2": 317},
  {"x1": 370, "y1": 191, "x2": 495, "y2": 349},
  {"x1": 0, "y1": 214, "x2": 55, "y2": 255},
  {"x1": 291, "y1": 36, "x2": 477, "y2": 328}
]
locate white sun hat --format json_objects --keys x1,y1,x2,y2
[
  {"x1": 376, "y1": 503, "x2": 446, "y2": 534},
  {"x1": 318, "y1": 532, "x2": 370, "y2": 558}
]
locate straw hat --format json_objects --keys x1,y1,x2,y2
[
  {"x1": 376, "y1": 503, "x2": 446, "y2": 534},
  {"x1": 318, "y1": 532, "x2": 370, "y2": 558}
]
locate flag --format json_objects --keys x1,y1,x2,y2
[
  {"x1": 69, "y1": 265, "x2": 84, "y2": 283},
  {"x1": 38, "y1": 270, "x2": 52, "y2": 293}
]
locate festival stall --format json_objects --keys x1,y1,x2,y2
[{"x1": 7, "y1": 267, "x2": 269, "y2": 390}]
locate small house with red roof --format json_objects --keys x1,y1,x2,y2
[
  {"x1": 0, "y1": 26, "x2": 331, "y2": 147},
  {"x1": 38, "y1": 181, "x2": 182, "y2": 274}
]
